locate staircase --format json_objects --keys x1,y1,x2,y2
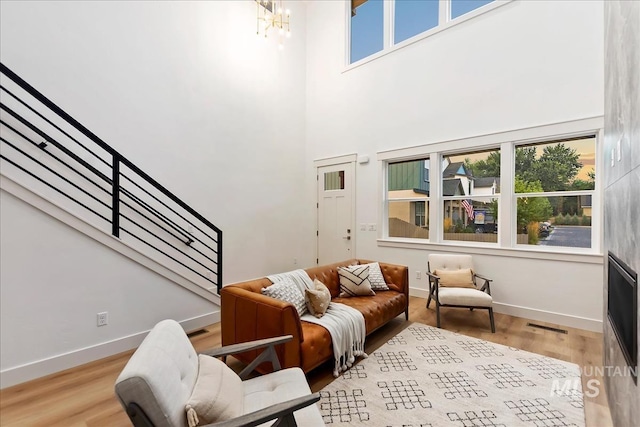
[{"x1": 0, "y1": 63, "x2": 222, "y2": 297}]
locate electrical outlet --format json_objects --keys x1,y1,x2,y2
[
  {"x1": 293, "y1": 258, "x2": 298, "y2": 265},
  {"x1": 360, "y1": 223, "x2": 367, "y2": 231},
  {"x1": 97, "y1": 312, "x2": 108, "y2": 327},
  {"x1": 416, "y1": 271, "x2": 421, "y2": 280},
  {"x1": 368, "y1": 223, "x2": 377, "y2": 231}
]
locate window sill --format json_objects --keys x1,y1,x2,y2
[{"x1": 377, "y1": 238, "x2": 604, "y2": 264}]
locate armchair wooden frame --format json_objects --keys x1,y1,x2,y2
[
  {"x1": 124, "y1": 335, "x2": 321, "y2": 427},
  {"x1": 426, "y1": 265, "x2": 496, "y2": 333}
]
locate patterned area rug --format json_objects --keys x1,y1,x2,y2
[{"x1": 318, "y1": 323, "x2": 585, "y2": 426}]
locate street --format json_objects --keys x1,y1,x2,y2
[{"x1": 539, "y1": 225, "x2": 591, "y2": 248}]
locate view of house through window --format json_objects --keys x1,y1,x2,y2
[
  {"x1": 388, "y1": 158, "x2": 430, "y2": 239},
  {"x1": 515, "y1": 137, "x2": 596, "y2": 248},
  {"x1": 442, "y1": 149, "x2": 500, "y2": 243}
]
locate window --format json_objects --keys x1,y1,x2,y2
[
  {"x1": 394, "y1": 0, "x2": 439, "y2": 44},
  {"x1": 414, "y1": 201, "x2": 427, "y2": 227},
  {"x1": 387, "y1": 158, "x2": 430, "y2": 239},
  {"x1": 442, "y1": 149, "x2": 500, "y2": 243},
  {"x1": 514, "y1": 137, "x2": 596, "y2": 248},
  {"x1": 350, "y1": 0, "x2": 384, "y2": 63},
  {"x1": 349, "y1": 0, "x2": 498, "y2": 64},
  {"x1": 324, "y1": 170, "x2": 345, "y2": 190},
  {"x1": 380, "y1": 123, "x2": 600, "y2": 254},
  {"x1": 451, "y1": 0, "x2": 494, "y2": 19}
]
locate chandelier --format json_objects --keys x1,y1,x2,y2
[{"x1": 256, "y1": 0, "x2": 291, "y2": 49}]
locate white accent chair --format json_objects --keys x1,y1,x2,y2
[
  {"x1": 115, "y1": 319, "x2": 323, "y2": 427},
  {"x1": 426, "y1": 254, "x2": 495, "y2": 333}
]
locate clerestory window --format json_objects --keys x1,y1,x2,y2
[{"x1": 350, "y1": 0, "x2": 500, "y2": 65}]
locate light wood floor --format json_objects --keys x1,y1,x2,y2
[{"x1": 0, "y1": 296, "x2": 612, "y2": 426}]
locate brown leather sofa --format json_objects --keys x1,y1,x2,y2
[{"x1": 221, "y1": 259, "x2": 409, "y2": 374}]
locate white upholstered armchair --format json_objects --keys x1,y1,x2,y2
[
  {"x1": 426, "y1": 254, "x2": 495, "y2": 333},
  {"x1": 115, "y1": 319, "x2": 323, "y2": 427}
]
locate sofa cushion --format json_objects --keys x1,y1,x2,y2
[
  {"x1": 333, "y1": 290, "x2": 407, "y2": 334},
  {"x1": 438, "y1": 287, "x2": 492, "y2": 307},
  {"x1": 433, "y1": 268, "x2": 475, "y2": 288},
  {"x1": 185, "y1": 354, "x2": 244, "y2": 426},
  {"x1": 262, "y1": 281, "x2": 307, "y2": 316},
  {"x1": 364, "y1": 262, "x2": 389, "y2": 291},
  {"x1": 305, "y1": 279, "x2": 331, "y2": 318},
  {"x1": 338, "y1": 265, "x2": 375, "y2": 297}
]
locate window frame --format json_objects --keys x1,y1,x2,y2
[{"x1": 377, "y1": 118, "x2": 604, "y2": 262}]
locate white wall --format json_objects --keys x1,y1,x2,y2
[
  {"x1": 0, "y1": 0, "x2": 312, "y2": 387},
  {"x1": 0, "y1": 0, "x2": 314, "y2": 282},
  {"x1": 305, "y1": 0, "x2": 605, "y2": 330}
]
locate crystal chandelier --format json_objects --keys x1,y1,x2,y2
[{"x1": 256, "y1": 0, "x2": 291, "y2": 50}]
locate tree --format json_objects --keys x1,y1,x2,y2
[
  {"x1": 515, "y1": 146, "x2": 537, "y2": 183},
  {"x1": 515, "y1": 177, "x2": 552, "y2": 228},
  {"x1": 533, "y1": 143, "x2": 582, "y2": 191},
  {"x1": 466, "y1": 152, "x2": 500, "y2": 178}
]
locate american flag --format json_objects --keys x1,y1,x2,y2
[{"x1": 461, "y1": 199, "x2": 474, "y2": 221}]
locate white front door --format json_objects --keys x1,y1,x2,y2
[{"x1": 317, "y1": 161, "x2": 355, "y2": 265}]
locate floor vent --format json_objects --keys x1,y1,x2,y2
[
  {"x1": 527, "y1": 323, "x2": 568, "y2": 334},
  {"x1": 187, "y1": 329, "x2": 208, "y2": 338}
]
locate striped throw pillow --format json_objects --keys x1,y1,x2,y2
[{"x1": 338, "y1": 265, "x2": 375, "y2": 297}]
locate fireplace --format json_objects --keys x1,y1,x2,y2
[{"x1": 608, "y1": 252, "x2": 638, "y2": 383}]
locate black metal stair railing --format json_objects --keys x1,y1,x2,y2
[{"x1": 0, "y1": 63, "x2": 222, "y2": 294}]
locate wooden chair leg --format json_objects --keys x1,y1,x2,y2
[
  {"x1": 436, "y1": 303, "x2": 441, "y2": 328},
  {"x1": 426, "y1": 293, "x2": 432, "y2": 308},
  {"x1": 488, "y1": 307, "x2": 496, "y2": 333}
]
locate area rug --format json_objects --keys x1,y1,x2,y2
[{"x1": 318, "y1": 323, "x2": 585, "y2": 426}]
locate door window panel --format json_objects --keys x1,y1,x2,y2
[{"x1": 324, "y1": 171, "x2": 345, "y2": 190}]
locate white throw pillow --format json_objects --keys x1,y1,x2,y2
[
  {"x1": 185, "y1": 354, "x2": 244, "y2": 426},
  {"x1": 364, "y1": 262, "x2": 389, "y2": 291},
  {"x1": 338, "y1": 265, "x2": 375, "y2": 297},
  {"x1": 261, "y1": 281, "x2": 307, "y2": 316}
]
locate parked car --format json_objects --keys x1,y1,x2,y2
[{"x1": 539, "y1": 221, "x2": 552, "y2": 238}]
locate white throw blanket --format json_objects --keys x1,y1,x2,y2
[
  {"x1": 267, "y1": 270, "x2": 367, "y2": 377},
  {"x1": 301, "y1": 303, "x2": 367, "y2": 377}
]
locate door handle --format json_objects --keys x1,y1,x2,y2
[{"x1": 343, "y1": 236, "x2": 351, "y2": 240}]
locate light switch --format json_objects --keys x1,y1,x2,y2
[
  {"x1": 360, "y1": 223, "x2": 367, "y2": 231},
  {"x1": 368, "y1": 223, "x2": 377, "y2": 231}
]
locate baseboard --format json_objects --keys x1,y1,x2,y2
[
  {"x1": 492, "y1": 302, "x2": 602, "y2": 333},
  {"x1": 0, "y1": 311, "x2": 220, "y2": 389},
  {"x1": 409, "y1": 286, "x2": 602, "y2": 333}
]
